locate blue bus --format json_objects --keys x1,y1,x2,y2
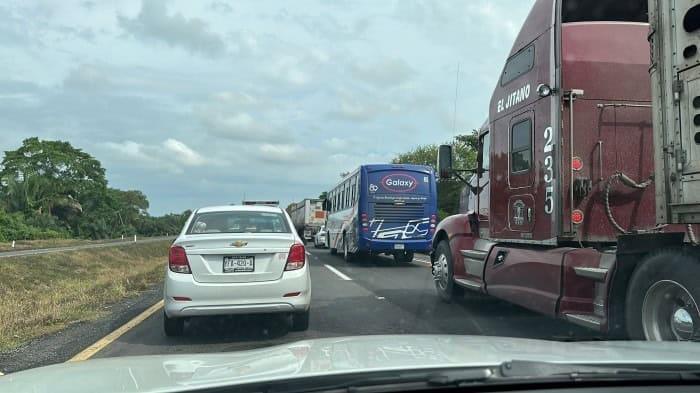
[{"x1": 325, "y1": 164, "x2": 438, "y2": 263}]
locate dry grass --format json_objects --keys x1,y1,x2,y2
[{"x1": 0, "y1": 240, "x2": 170, "y2": 351}]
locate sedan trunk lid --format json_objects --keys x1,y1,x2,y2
[{"x1": 178, "y1": 233, "x2": 296, "y2": 283}]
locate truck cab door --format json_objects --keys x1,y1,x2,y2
[
  {"x1": 482, "y1": 0, "x2": 562, "y2": 316},
  {"x1": 488, "y1": 0, "x2": 559, "y2": 244}
]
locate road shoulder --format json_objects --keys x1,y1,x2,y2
[{"x1": 0, "y1": 285, "x2": 163, "y2": 374}]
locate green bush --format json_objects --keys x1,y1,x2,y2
[{"x1": 0, "y1": 210, "x2": 68, "y2": 241}]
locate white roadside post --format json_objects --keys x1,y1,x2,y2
[
  {"x1": 11, "y1": 240, "x2": 15, "y2": 248},
  {"x1": 133, "y1": 234, "x2": 137, "y2": 242}
]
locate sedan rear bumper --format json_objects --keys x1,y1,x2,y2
[{"x1": 164, "y1": 266, "x2": 311, "y2": 318}]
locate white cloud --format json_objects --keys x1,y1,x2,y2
[
  {"x1": 63, "y1": 64, "x2": 112, "y2": 91},
  {"x1": 195, "y1": 93, "x2": 290, "y2": 142},
  {"x1": 102, "y1": 138, "x2": 207, "y2": 173},
  {"x1": 258, "y1": 143, "x2": 316, "y2": 164},
  {"x1": 323, "y1": 137, "x2": 347, "y2": 150},
  {"x1": 103, "y1": 140, "x2": 145, "y2": 159},
  {"x1": 328, "y1": 90, "x2": 401, "y2": 122},
  {"x1": 351, "y1": 58, "x2": 415, "y2": 88},
  {"x1": 118, "y1": 0, "x2": 226, "y2": 58},
  {"x1": 163, "y1": 138, "x2": 205, "y2": 166}
]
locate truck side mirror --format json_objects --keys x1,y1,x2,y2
[
  {"x1": 322, "y1": 199, "x2": 329, "y2": 211},
  {"x1": 437, "y1": 144, "x2": 453, "y2": 180}
]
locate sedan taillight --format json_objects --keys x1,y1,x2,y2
[
  {"x1": 169, "y1": 245, "x2": 191, "y2": 274},
  {"x1": 285, "y1": 243, "x2": 306, "y2": 271}
]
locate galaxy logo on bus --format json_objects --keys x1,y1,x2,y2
[{"x1": 380, "y1": 174, "x2": 417, "y2": 193}]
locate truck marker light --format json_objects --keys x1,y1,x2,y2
[
  {"x1": 572, "y1": 209, "x2": 584, "y2": 225},
  {"x1": 572, "y1": 157, "x2": 583, "y2": 171}
]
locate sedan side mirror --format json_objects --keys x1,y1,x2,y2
[{"x1": 437, "y1": 144, "x2": 453, "y2": 180}]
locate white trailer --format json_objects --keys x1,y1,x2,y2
[
  {"x1": 289, "y1": 198, "x2": 326, "y2": 240},
  {"x1": 649, "y1": 0, "x2": 700, "y2": 224}
]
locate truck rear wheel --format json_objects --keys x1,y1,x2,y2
[
  {"x1": 433, "y1": 240, "x2": 463, "y2": 303},
  {"x1": 626, "y1": 250, "x2": 700, "y2": 341}
]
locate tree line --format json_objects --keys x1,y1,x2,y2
[
  {"x1": 391, "y1": 133, "x2": 477, "y2": 220},
  {"x1": 315, "y1": 133, "x2": 478, "y2": 220},
  {"x1": 0, "y1": 138, "x2": 190, "y2": 241}
]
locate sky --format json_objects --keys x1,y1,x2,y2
[{"x1": 0, "y1": 0, "x2": 535, "y2": 215}]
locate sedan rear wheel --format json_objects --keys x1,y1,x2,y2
[
  {"x1": 163, "y1": 312, "x2": 184, "y2": 337},
  {"x1": 291, "y1": 309, "x2": 310, "y2": 331}
]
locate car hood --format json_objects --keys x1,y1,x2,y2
[{"x1": 2, "y1": 335, "x2": 700, "y2": 393}]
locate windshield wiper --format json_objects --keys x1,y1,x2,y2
[
  {"x1": 500, "y1": 360, "x2": 700, "y2": 382},
  {"x1": 219, "y1": 362, "x2": 700, "y2": 393},
  {"x1": 220, "y1": 368, "x2": 495, "y2": 393}
]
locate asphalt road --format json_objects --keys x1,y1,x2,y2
[
  {"x1": 0, "y1": 236, "x2": 174, "y2": 259},
  {"x1": 94, "y1": 247, "x2": 599, "y2": 359}
]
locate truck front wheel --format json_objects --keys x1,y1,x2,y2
[
  {"x1": 433, "y1": 240, "x2": 463, "y2": 303},
  {"x1": 626, "y1": 250, "x2": 700, "y2": 341}
]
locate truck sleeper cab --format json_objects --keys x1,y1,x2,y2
[{"x1": 433, "y1": 0, "x2": 700, "y2": 341}]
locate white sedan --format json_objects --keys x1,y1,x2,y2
[
  {"x1": 313, "y1": 225, "x2": 327, "y2": 248},
  {"x1": 163, "y1": 205, "x2": 311, "y2": 336}
]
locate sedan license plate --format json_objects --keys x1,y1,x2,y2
[
  {"x1": 394, "y1": 244, "x2": 405, "y2": 250},
  {"x1": 223, "y1": 256, "x2": 255, "y2": 273}
]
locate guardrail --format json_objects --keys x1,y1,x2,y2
[{"x1": 0, "y1": 236, "x2": 174, "y2": 259}]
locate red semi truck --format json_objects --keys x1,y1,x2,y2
[{"x1": 433, "y1": 0, "x2": 700, "y2": 341}]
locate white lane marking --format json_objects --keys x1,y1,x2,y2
[
  {"x1": 324, "y1": 264, "x2": 352, "y2": 281},
  {"x1": 375, "y1": 296, "x2": 385, "y2": 300},
  {"x1": 305, "y1": 251, "x2": 311, "y2": 256},
  {"x1": 413, "y1": 257, "x2": 432, "y2": 267}
]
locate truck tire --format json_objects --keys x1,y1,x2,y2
[
  {"x1": 625, "y1": 249, "x2": 700, "y2": 341},
  {"x1": 433, "y1": 240, "x2": 463, "y2": 303}
]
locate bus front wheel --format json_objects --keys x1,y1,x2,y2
[{"x1": 342, "y1": 235, "x2": 354, "y2": 263}]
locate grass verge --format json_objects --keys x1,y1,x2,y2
[{"x1": 0, "y1": 240, "x2": 170, "y2": 351}]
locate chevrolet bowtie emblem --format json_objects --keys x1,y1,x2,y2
[{"x1": 231, "y1": 240, "x2": 248, "y2": 247}]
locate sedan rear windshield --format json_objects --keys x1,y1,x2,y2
[{"x1": 187, "y1": 211, "x2": 290, "y2": 234}]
